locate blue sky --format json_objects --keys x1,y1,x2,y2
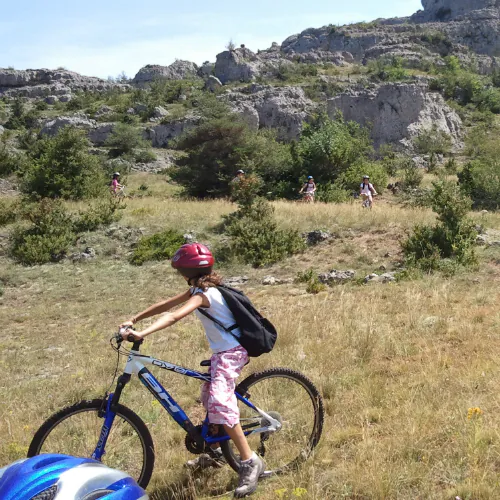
[{"x1": 1, "y1": 0, "x2": 422, "y2": 79}]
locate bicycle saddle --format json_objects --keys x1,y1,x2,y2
[{"x1": 200, "y1": 360, "x2": 211, "y2": 367}]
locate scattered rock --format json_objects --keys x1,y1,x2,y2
[
  {"x1": 364, "y1": 272, "x2": 397, "y2": 284},
  {"x1": 70, "y1": 247, "x2": 96, "y2": 262},
  {"x1": 476, "y1": 234, "x2": 488, "y2": 246},
  {"x1": 318, "y1": 270, "x2": 355, "y2": 285},
  {"x1": 303, "y1": 230, "x2": 332, "y2": 246},
  {"x1": 422, "y1": 316, "x2": 439, "y2": 328},
  {"x1": 152, "y1": 106, "x2": 169, "y2": 119},
  {"x1": 262, "y1": 276, "x2": 294, "y2": 285},
  {"x1": 0, "y1": 125, "x2": 4, "y2": 136},
  {"x1": 224, "y1": 276, "x2": 249, "y2": 286},
  {"x1": 94, "y1": 105, "x2": 114, "y2": 118},
  {"x1": 134, "y1": 103, "x2": 148, "y2": 114},
  {"x1": 58, "y1": 94, "x2": 72, "y2": 103},
  {"x1": 105, "y1": 226, "x2": 144, "y2": 242},
  {"x1": 183, "y1": 232, "x2": 197, "y2": 244},
  {"x1": 44, "y1": 95, "x2": 58, "y2": 104}
]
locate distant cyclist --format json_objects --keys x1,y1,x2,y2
[
  {"x1": 360, "y1": 175, "x2": 377, "y2": 208},
  {"x1": 299, "y1": 176, "x2": 316, "y2": 203},
  {"x1": 232, "y1": 169, "x2": 245, "y2": 184},
  {"x1": 110, "y1": 172, "x2": 124, "y2": 195}
]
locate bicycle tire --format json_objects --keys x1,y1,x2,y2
[
  {"x1": 28, "y1": 399, "x2": 155, "y2": 489},
  {"x1": 220, "y1": 368, "x2": 324, "y2": 475}
]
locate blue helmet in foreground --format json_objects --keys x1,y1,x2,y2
[{"x1": 0, "y1": 454, "x2": 148, "y2": 500}]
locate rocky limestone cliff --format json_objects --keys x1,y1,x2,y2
[
  {"x1": 222, "y1": 84, "x2": 317, "y2": 140},
  {"x1": 327, "y1": 83, "x2": 463, "y2": 151},
  {"x1": 132, "y1": 60, "x2": 199, "y2": 87},
  {"x1": 415, "y1": 0, "x2": 500, "y2": 22},
  {"x1": 0, "y1": 68, "x2": 127, "y2": 100}
]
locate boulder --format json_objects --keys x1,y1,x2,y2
[
  {"x1": 152, "y1": 106, "x2": 169, "y2": 119},
  {"x1": 303, "y1": 230, "x2": 332, "y2": 245},
  {"x1": 145, "y1": 114, "x2": 199, "y2": 148},
  {"x1": 40, "y1": 115, "x2": 97, "y2": 137},
  {"x1": 223, "y1": 85, "x2": 317, "y2": 140},
  {"x1": 204, "y1": 75, "x2": 223, "y2": 92},
  {"x1": 214, "y1": 47, "x2": 263, "y2": 84},
  {"x1": 364, "y1": 272, "x2": 397, "y2": 284},
  {"x1": 88, "y1": 123, "x2": 115, "y2": 146},
  {"x1": 327, "y1": 83, "x2": 463, "y2": 151},
  {"x1": 94, "y1": 105, "x2": 114, "y2": 118},
  {"x1": 132, "y1": 60, "x2": 199, "y2": 86},
  {"x1": 44, "y1": 95, "x2": 58, "y2": 105},
  {"x1": 224, "y1": 276, "x2": 249, "y2": 286},
  {"x1": 59, "y1": 94, "x2": 72, "y2": 103},
  {"x1": 0, "y1": 125, "x2": 4, "y2": 135},
  {"x1": 199, "y1": 62, "x2": 215, "y2": 78}
]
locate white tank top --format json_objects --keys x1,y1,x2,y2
[
  {"x1": 191, "y1": 287, "x2": 242, "y2": 353},
  {"x1": 305, "y1": 182, "x2": 315, "y2": 193}
]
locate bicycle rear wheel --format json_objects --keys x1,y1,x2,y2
[
  {"x1": 220, "y1": 368, "x2": 324, "y2": 475},
  {"x1": 28, "y1": 399, "x2": 154, "y2": 489}
]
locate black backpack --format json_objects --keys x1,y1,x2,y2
[{"x1": 197, "y1": 285, "x2": 277, "y2": 357}]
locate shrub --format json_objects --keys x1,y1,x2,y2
[
  {"x1": 0, "y1": 140, "x2": 25, "y2": 176},
  {"x1": 105, "y1": 123, "x2": 148, "y2": 157},
  {"x1": 397, "y1": 157, "x2": 424, "y2": 190},
  {"x1": 134, "y1": 149, "x2": 157, "y2": 163},
  {"x1": 294, "y1": 113, "x2": 372, "y2": 185},
  {"x1": 458, "y1": 158, "x2": 500, "y2": 210},
  {"x1": 337, "y1": 161, "x2": 388, "y2": 194},
  {"x1": 0, "y1": 198, "x2": 20, "y2": 226},
  {"x1": 414, "y1": 125, "x2": 452, "y2": 156},
  {"x1": 73, "y1": 199, "x2": 121, "y2": 232},
  {"x1": 221, "y1": 198, "x2": 305, "y2": 267},
  {"x1": 172, "y1": 116, "x2": 291, "y2": 199},
  {"x1": 367, "y1": 56, "x2": 410, "y2": 82},
  {"x1": 315, "y1": 183, "x2": 351, "y2": 203},
  {"x1": 10, "y1": 199, "x2": 76, "y2": 265},
  {"x1": 130, "y1": 229, "x2": 185, "y2": 266},
  {"x1": 20, "y1": 126, "x2": 107, "y2": 200},
  {"x1": 402, "y1": 181, "x2": 477, "y2": 272}
]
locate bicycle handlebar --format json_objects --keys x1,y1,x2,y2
[{"x1": 115, "y1": 328, "x2": 144, "y2": 346}]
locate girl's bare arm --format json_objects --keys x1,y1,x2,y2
[
  {"x1": 124, "y1": 290, "x2": 192, "y2": 325},
  {"x1": 130, "y1": 294, "x2": 209, "y2": 339}
]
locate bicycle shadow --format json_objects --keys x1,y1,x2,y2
[{"x1": 149, "y1": 469, "x2": 237, "y2": 500}]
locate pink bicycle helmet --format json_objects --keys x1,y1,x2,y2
[{"x1": 171, "y1": 243, "x2": 214, "y2": 278}]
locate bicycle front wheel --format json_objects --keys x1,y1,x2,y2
[
  {"x1": 28, "y1": 399, "x2": 155, "y2": 488},
  {"x1": 221, "y1": 368, "x2": 324, "y2": 475}
]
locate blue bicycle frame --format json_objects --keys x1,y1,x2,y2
[{"x1": 92, "y1": 343, "x2": 281, "y2": 461}]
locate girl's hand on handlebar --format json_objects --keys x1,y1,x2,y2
[
  {"x1": 119, "y1": 320, "x2": 135, "y2": 329},
  {"x1": 119, "y1": 328, "x2": 144, "y2": 342}
]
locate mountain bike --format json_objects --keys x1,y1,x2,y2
[{"x1": 28, "y1": 332, "x2": 324, "y2": 489}]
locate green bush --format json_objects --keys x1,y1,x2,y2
[
  {"x1": 0, "y1": 140, "x2": 25, "y2": 176},
  {"x1": 172, "y1": 116, "x2": 291, "y2": 199},
  {"x1": 315, "y1": 182, "x2": 351, "y2": 203},
  {"x1": 20, "y1": 126, "x2": 107, "y2": 200},
  {"x1": 0, "y1": 198, "x2": 20, "y2": 226},
  {"x1": 105, "y1": 123, "x2": 148, "y2": 157},
  {"x1": 10, "y1": 199, "x2": 76, "y2": 265},
  {"x1": 367, "y1": 56, "x2": 410, "y2": 82},
  {"x1": 414, "y1": 125, "x2": 452, "y2": 156},
  {"x1": 130, "y1": 229, "x2": 185, "y2": 266},
  {"x1": 458, "y1": 158, "x2": 500, "y2": 210},
  {"x1": 294, "y1": 113, "x2": 372, "y2": 185},
  {"x1": 134, "y1": 149, "x2": 157, "y2": 163},
  {"x1": 73, "y1": 199, "x2": 121, "y2": 232},
  {"x1": 221, "y1": 198, "x2": 305, "y2": 267},
  {"x1": 402, "y1": 181, "x2": 477, "y2": 272}
]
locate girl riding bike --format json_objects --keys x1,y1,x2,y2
[
  {"x1": 360, "y1": 175, "x2": 377, "y2": 209},
  {"x1": 299, "y1": 176, "x2": 316, "y2": 203},
  {"x1": 119, "y1": 243, "x2": 265, "y2": 498}
]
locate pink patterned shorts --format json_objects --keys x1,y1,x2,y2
[{"x1": 200, "y1": 345, "x2": 249, "y2": 428}]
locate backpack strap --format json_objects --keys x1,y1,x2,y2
[{"x1": 197, "y1": 307, "x2": 239, "y2": 334}]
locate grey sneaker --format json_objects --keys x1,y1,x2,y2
[
  {"x1": 185, "y1": 449, "x2": 226, "y2": 470},
  {"x1": 234, "y1": 454, "x2": 265, "y2": 498}
]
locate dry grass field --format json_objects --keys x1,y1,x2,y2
[{"x1": 1, "y1": 173, "x2": 500, "y2": 499}]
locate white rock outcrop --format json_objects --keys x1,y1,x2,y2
[
  {"x1": 132, "y1": 60, "x2": 199, "y2": 87},
  {"x1": 327, "y1": 83, "x2": 463, "y2": 150},
  {"x1": 214, "y1": 47, "x2": 264, "y2": 84},
  {"x1": 144, "y1": 115, "x2": 200, "y2": 148},
  {"x1": 223, "y1": 85, "x2": 317, "y2": 140}
]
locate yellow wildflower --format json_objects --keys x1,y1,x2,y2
[{"x1": 467, "y1": 407, "x2": 483, "y2": 420}]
